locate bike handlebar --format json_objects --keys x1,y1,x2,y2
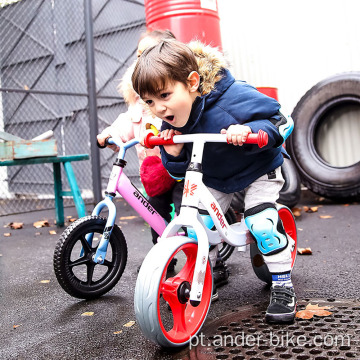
[{"x1": 144, "y1": 129, "x2": 268, "y2": 149}]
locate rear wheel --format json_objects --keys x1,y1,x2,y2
[
  {"x1": 135, "y1": 237, "x2": 212, "y2": 348},
  {"x1": 250, "y1": 205, "x2": 297, "y2": 284}
]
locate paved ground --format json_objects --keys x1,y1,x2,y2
[{"x1": 0, "y1": 190, "x2": 359, "y2": 359}]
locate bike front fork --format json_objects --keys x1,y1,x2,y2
[{"x1": 79, "y1": 194, "x2": 117, "y2": 264}]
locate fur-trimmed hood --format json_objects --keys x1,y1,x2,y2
[
  {"x1": 188, "y1": 41, "x2": 227, "y2": 95},
  {"x1": 118, "y1": 60, "x2": 138, "y2": 106},
  {"x1": 119, "y1": 41, "x2": 227, "y2": 103}
]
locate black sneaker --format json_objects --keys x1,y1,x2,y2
[
  {"x1": 168, "y1": 257, "x2": 177, "y2": 272},
  {"x1": 265, "y1": 286, "x2": 297, "y2": 324},
  {"x1": 213, "y1": 259, "x2": 229, "y2": 287},
  {"x1": 212, "y1": 284, "x2": 219, "y2": 302}
]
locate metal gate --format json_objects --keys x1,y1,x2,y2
[{"x1": 0, "y1": 0, "x2": 146, "y2": 215}]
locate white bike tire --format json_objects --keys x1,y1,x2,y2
[{"x1": 134, "y1": 236, "x2": 213, "y2": 348}]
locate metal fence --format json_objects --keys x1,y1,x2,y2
[{"x1": 0, "y1": 0, "x2": 146, "y2": 216}]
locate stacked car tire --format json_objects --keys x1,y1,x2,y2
[{"x1": 287, "y1": 72, "x2": 360, "y2": 201}]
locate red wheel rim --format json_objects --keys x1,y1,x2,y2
[
  {"x1": 157, "y1": 243, "x2": 212, "y2": 344},
  {"x1": 278, "y1": 207, "x2": 297, "y2": 268}
]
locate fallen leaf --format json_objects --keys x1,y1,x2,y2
[
  {"x1": 113, "y1": 330, "x2": 123, "y2": 335},
  {"x1": 13, "y1": 324, "x2": 21, "y2": 329},
  {"x1": 119, "y1": 216, "x2": 137, "y2": 220},
  {"x1": 33, "y1": 220, "x2": 49, "y2": 228},
  {"x1": 123, "y1": 320, "x2": 135, "y2": 328},
  {"x1": 291, "y1": 207, "x2": 302, "y2": 217},
  {"x1": 69, "y1": 218, "x2": 77, "y2": 222},
  {"x1": 296, "y1": 303, "x2": 333, "y2": 319},
  {"x1": 297, "y1": 228, "x2": 303, "y2": 231},
  {"x1": 320, "y1": 215, "x2": 333, "y2": 219},
  {"x1": 35, "y1": 232, "x2": 41, "y2": 236},
  {"x1": 49, "y1": 230, "x2": 57, "y2": 235},
  {"x1": 303, "y1": 206, "x2": 318, "y2": 213},
  {"x1": 297, "y1": 247, "x2": 312, "y2": 255},
  {"x1": 8, "y1": 222, "x2": 24, "y2": 229},
  {"x1": 343, "y1": 204, "x2": 349, "y2": 207},
  {"x1": 40, "y1": 280, "x2": 50, "y2": 284},
  {"x1": 24, "y1": 85, "x2": 29, "y2": 90},
  {"x1": 4, "y1": 233, "x2": 11, "y2": 237},
  {"x1": 81, "y1": 312, "x2": 94, "y2": 316}
]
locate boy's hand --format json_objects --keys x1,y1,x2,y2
[
  {"x1": 221, "y1": 125, "x2": 252, "y2": 146},
  {"x1": 160, "y1": 129, "x2": 184, "y2": 156},
  {"x1": 97, "y1": 133, "x2": 119, "y2": 152}
]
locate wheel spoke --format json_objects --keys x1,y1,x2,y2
[
  {"x1": 69, "y1": 256, "x2": 89, "y2": 268},
  {"x1": 86, "y1": 263, "x2": 96, "y2": 285},
  {"x1": 176, "y1": 251, "x2": 196, "y2": 280},
  {"x1": 103, "y1": 259, "x2": 114, "y2": 268},
  {"x1": 170, "y1": 303, "x2": 188, "y2": 335},
  {"x1": 80, "y1": 235, "x2": 92, "y2": 254}
]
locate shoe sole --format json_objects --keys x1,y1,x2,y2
[{"x1": 265, "y1": 311, "x2": 295, "y2": 324}]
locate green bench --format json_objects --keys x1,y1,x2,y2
[{"x1": 0, "y1": 154, "x2": 89, "y2": 227}]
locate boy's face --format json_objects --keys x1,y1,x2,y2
[{"x1": 142, "y1": 78, "x2": 199, "y2": 128}]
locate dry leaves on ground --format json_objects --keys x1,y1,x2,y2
[
  {"x1": 33, "y1": 220, "x2": 50, "y2": 228},
  {"x1": 303, "y1": 206, "x2": 319, "y2": 213},
  {"x1": 4, "y1": 233, "x2": 11, "y2": 237},
  {"x1": 320, "y1": 215, "x2": 333, "y2": 219},
  {"x1": 49, "y1": 230, "x2": 57, "y2": 235},
  {"x1": 123, "y1": 320, "x2": 136, "y2": 328},
  {"x1": 296, "y1": 303, "x2": 333, "y2": 319},
  {"x1": 291, "y1": 207, "x2": 302, "y2": 217},
  {"x1": 81, "y1": 312, "x2": 94, "y2": 316},
  {"x1": 297, "y1": 247, "x2": 312, "y2": 255},
  {"x1": 7, "y1": 222, "x2": 24, "y2": 229},
  {"x1": 119, "y1": 216, "x2": 138, "y2": 220}
]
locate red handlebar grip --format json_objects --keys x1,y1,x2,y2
[
  {"x1": 144, "y1": 132, "x2": 175, "y2": 149},
  {"x1": 246, "y1": 130, "x2": 268, "y2": 148}
]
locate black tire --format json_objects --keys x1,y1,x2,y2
[
  {"x1": 53, "y1": 215, "x2": 127, "y2": 299},
  {"x1": 288, "y1": 72, "x2": 360, "y2": 200},
  {"x1": 218, "y1": 207, "x2": 237, "y2": 261},
  {"x1": 278, "y1": 158, "x2": 301, "y2": 208}
]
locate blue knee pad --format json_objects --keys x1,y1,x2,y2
[{"x1": 245, "y1": 203, "x2": 288, "y2": 256}]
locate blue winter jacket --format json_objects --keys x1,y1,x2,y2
[{"x1": 160, "y1": 68, "x2": 289, "y2": 193}]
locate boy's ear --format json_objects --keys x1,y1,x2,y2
[{"x1": 187, "y1": 71, "x2": 200, "y2": 92}]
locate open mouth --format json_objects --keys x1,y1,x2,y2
[{"x1": 165, "y1": 115, "x2": 174, "y2": 122}]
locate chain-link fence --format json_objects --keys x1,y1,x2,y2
[{"x1": 0, "y1": 0, "x2": 146, "y2": 216}]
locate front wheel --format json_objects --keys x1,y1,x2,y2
[
  {"x1": 135, "y1": 237, "x2": 213, "y2": 348},
  {"x1": 53, "y1": 216, "x2": 127, "y2": 299},
  {"x1": 250, "y1": 205, "x2": 297, "y2": 285}
]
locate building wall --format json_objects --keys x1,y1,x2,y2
[{"x1": 218, "y1": 0, "x2": 360, "y2": 115}]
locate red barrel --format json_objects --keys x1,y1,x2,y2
[
  {"x1": 144, "y1": 0, "x2": 222, "y2": 49},
  {"x1": 257, "y1": 87, "x2": 279, "y2": 101}
]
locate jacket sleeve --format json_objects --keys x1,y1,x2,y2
[
  {"x1": 160, "y1": 145, "x2": 190, "y2": 179},
  {"x1": 246, "y1": 111, "x2": 294, "y2": 149},
  {"x1": 159, "y1": 121, "x2": 191, "y2": 178},
  {"x1": 100, "y1": 110, "x2": 135, "y2": 143},
  {"x1": 231, "y1": 84, "x2": 294, "y2": 151}
]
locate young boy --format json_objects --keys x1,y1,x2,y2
[{"x1": 132, "y1": 39, "x2": 296, "y2": 324}]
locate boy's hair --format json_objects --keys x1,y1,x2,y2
[{"x1": 132, "y1": 40, "x2": 199, "y2": 98}]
